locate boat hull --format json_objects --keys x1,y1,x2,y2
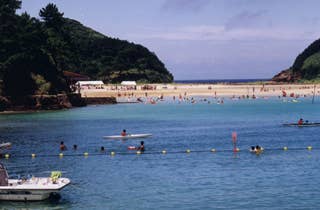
[{"x1": 0, "y1": 189, "x2": 56, "y2": 201}]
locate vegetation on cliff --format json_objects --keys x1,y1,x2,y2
[
  {"x1": 62, "y1": 18, "x2": 173, "y2": 83},
  {"x1": 273, "y1": 39, "x2": 320, "y2": 82},
  {"x1": 0, "y1": 0, "x2": 173, "y2": 99}
]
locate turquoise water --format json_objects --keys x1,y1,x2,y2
[{"x1": 0, "y1": 96, "x2": 320, "y2": 209}]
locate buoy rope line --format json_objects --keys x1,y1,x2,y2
[{"x1": 1, "y1": 146, "x2": 318, "y2": 159}]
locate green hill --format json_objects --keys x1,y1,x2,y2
[
  {"x1": 273, "y1": 39, "x2": 320, "y2": 82},
  {"x1": 62, "y1": 18, "x2": 173, "y2": 83},
  {"x1": 0, "y1": 1, "x2": 173, "y2": 98}
]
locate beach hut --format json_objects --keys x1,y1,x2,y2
[
  {"x1": 121, "y1": 81, "x2": 136, "y2": 86},
  {"x1": 76, "y1": 81, "x2": 104, "y2": 86},
  {"x1": 121, "y1": 81, "x2": 137, "y2": 90},
  {"x1": 75, "y1": 81, "x2": 104, "y2": 91}
]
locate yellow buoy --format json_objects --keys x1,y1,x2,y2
[
  {"x1": 4, "y1": 154, "x2": 9, "y2": 159},
  {"x1": 111, "y1": 151, "x2": 115, "y2": 156},
  {"x1": 31, "y1": 154, "x2": 36, "y2": 158},
  {"x1": 136, "y1": 151, "x2": 141, "y2": 155},
  {"x1": 283, "y1": 147, "x2": 288, "y2": 151},
  {"x1": 211, "y1": 148, "x2": 216, "y2": 152},
  {"x1": 186, "y1": 149, "x2": 191, "y2": 153},
  {"x1": 162, "y1": 150, "x2": 167, "y2": 154},
  {"x1": 84, "y1": 152, "x2": 89, "y2": 156},
  {"x1": 307, "y1": 146, "x2": 312, "y2": 150},
  {"x1": 59, "y1": 153, "x2": 64, "y2": 157}
]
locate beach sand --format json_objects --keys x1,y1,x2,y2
[{"x1": 80, "y1": 83, "x2": 320, "y2": 99}]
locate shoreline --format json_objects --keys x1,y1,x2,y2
[
  {"x1": 0, "y1": 83, "x2": 318, "y2": 114},
  {"x1": 80, "y1": 83, "x2": 320, "y2": 98}
]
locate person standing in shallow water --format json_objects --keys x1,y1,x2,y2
[
  {"x1": 137, "y1": 141, "x2": 145, "y2": 152},
  {"x1": 121, "y1": 129, "x2": 127, "y2": 136},
  {"x1": 60, "y1": 141, "x2": 66, "y2": 151},
  {"x1": 100, "y1": 146, "x2": 105, "y2": 153}
]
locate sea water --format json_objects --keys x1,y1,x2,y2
[{"x1": 0, "y1": 96, "x2": 320, "y2": 209}]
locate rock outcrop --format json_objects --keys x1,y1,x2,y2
[
  {"x1": 272, "y1": 69, "x2": 301, "y2": 83},
  {"x1": 273, "y1": 38, "x2": 320, "y2": 82},
  {"x1": 0, "y1": 94, "x2": 87, "y2": 112}
]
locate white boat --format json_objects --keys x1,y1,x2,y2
[
  {"x1": 103, "y1": 134, "x2": 152, "y2": 139},
  {"x1": 0, "y1": 164, "x2": 70, "y2": 201},
  {"x1": 0, "y1": 142, "x2": 11, "y2": 149}
]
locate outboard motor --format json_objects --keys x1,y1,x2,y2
[{"x1": 0, "y1": 163, "x2": 9, "y2": 186}]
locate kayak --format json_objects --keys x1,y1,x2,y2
[
  {"x1": 0, "y1": 142, "x2": 11, "y2": 149},
  {"x1": 283, "y1": 123, "x2": 320, "y2": 127},
  {"x1": 103, "y1": 134, "x2": 152, "y2": 139}
]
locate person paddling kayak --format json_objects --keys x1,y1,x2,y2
[{"x1": 298, "y1": 118, "x2": 304, "y2": 125}]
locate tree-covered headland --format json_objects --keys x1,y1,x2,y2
[
  {"x1": 273, "y1": 39, "x2": 320, "y2": 82},
  {"x1": 0, "y1": 0, "x2": 173, "y2": 99}
]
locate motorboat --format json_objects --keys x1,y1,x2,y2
[{"x1": 0, "y1": 164, "x2": 70, "y2": 201}]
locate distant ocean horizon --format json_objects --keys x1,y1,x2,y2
[{"x1": 174, "y1": 78, "x2": 270, "y2": 84}]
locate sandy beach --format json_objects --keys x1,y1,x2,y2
[{"x1": 80, "y1": 83, "x2": 320, "y2": 99}]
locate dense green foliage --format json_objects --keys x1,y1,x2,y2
[
  {"x1": 291, "y1": 39, "x2": 320, "y2": 80},
  {"x1": 60, "y1": 18, "x2": 173, "y2": 83},
  {"x1": 0, "y1": 1, "x2": 173, "y2": 97},
  {"x1": 1, "y1": 1, "x2": 71, "y2": 96}
]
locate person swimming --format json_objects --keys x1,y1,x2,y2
[
  {"x1": 121, "y1": 129, "x2": 127, "y2": 136},
  {"x1": 250, "y1": 145, "x2": 263, "y2": 153},
  {"x1": 60, "y1": 141, "x2": 66, "y2": 151},
  {"x1": 100, "y1": 146, "x2": 105, "y2": 152},
  {"x1": 137, "y1": 141, "x2": 145, "y2": 152}
]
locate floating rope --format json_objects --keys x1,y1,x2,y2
[{"x1": 2, "y1": 146, "x2": 319, "y2": 159}]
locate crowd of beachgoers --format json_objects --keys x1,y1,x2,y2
[{"x1": 79, "y1": 83, "x2": 319, "y2": 104}]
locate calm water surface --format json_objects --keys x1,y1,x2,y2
[{"x1": 0, "y1": 96, "x2": 320, "y2": 209}]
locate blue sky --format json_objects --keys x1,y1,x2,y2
[{"x1": 20, "y1": 0, "x2": 320, "y2": 79}]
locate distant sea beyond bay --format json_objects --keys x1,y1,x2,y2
[{"x1": 174, "y1": 79, "x2": 270, "y2": 84}]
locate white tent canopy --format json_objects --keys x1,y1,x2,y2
[
  {"x1": 76, "y1": 81, "x2": 104, "y2": 86},
  {"x1": 121, "y1": 81, "x2": 136, "y2": 86}
]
